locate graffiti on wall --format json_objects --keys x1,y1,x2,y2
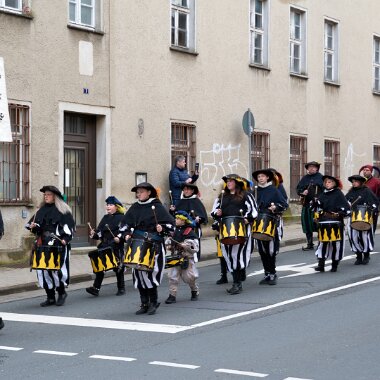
[
  {"x1": 199, "y1": 143, "x2": 248, "y2": 187},
  {"x1": 343, "y1": 143, "x2": 366, "y2": 183}
]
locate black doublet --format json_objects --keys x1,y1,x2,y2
[
  {"x1": 175, "y1": 196, "x2": 208, "y2": 224},
  {"x1": 94, "y1": 212, "x2": 124, "y2": 249},
  {"x1": 345, "y1": 186, "x2": 379, "y2": 208},
  {"x1": 256, "y1": 185, "x2": 288, "y2": 214},
  {"x1": 297, "y1": 172, "x2": 324, "y2": 202}
]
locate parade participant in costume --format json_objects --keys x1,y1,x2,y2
[
  {"x1": 169, "y1": 183, "x2": 207, "y2": 260},
  {"x1": 211, "y1": 174, "x2": 257, "y2": 295},
  {"x1": 312, "y1": 175, "x2": 350, "y2": 273},
  {"x1": 359, "y1": 164, "x2": 380, "y2": 232},
  {"x1": 26, "y1": 186, "x2": 75, "y2": 307},
  {"x1": 119, "y1": 183, "x2": 174, "y2": 315},
  {"x1": 165, "y1": 211, "x2": 200, "y2": 304},
  {"x1": 345, "y1": 175, "x2": 379, "y2": 265},
  {"x1": 0, "y1": 210, "x2": 4, "y2": 329},
  {"x1": 252, "y1": 169, "x2": 288, "y2": 285},
  {"x1": 296, "y1": 161, "x2": 324, "y2": 250},
  {"x1": 86, "y1": 196, "x2": 126, "y2": 297},
  {"x1": 169, "y1": 155, "x2": 199, "y2": 206}
]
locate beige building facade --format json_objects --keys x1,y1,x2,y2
[{"x1": 1, "y1": 0, "x2": 380, "y2": 254}]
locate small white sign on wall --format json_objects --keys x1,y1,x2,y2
[
  {"x1": 0, "y1": 57, "x2": 13, "y2": 142},
  {"x1": 79, "y1": 41, "x2": 94, "y2": 76}
]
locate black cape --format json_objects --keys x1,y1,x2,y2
[
  {"x1": 175, "y1": 196, "x2": 208, "y2": 224},
  {"x1": 297, "y1": 172, "x2": 324, "y2": 202}
]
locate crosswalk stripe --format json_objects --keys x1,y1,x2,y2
[
  {"x1": 149, "y1": 361, "x2": 200, "y2": 369},
  {"x1": 34, "y1": 350, "x2": 78, "y2": 356},
  {"x1": 215, "y1": 368, "x2": 268, "y2": 377},
  {"x1": 0, "y1": 345, "x2": 23, "y2": 351},
  {"x1": 89, "y1": 355, "x2": 136, "y2": 362}
]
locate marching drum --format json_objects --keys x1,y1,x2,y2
[
  {"x1": 88, "y1": 247, "x2": 119, "y2": 273},
  {"x1": 350, "y1": 205, "x2": 373, "y2": 231},
  {"x1": 252, "y1": 213, "x2": 277, "y2": 241},
  {"x1": 317, "y1": 221, "x2": 343, "y2": 242},
  {"x1": 219, "y1": 216, "x2": 247, "y2": 245},
  {"x1": 124, "y1": 238, "x2": 156, "y2": 271},
  {"x1": 31, "y1": 245, "x2": 64, "y2": 270},
  {"x1": 165, "y1": 254, "x2": 185, "y2": 269}
]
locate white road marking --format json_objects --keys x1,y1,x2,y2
[
  {"x1": 0, "y1": 345, "x2": 23, "y2": 351},
  {"x1": 0, "y1": 312, "x2": 190, "y2": 334},
  {"x1": 89, "y1": 354, "x2": 136, "y2": 362},
  {"x1": 189, "y1": 276, "x2": 380, "y2": 329},
  {"x1": 215, "y1": 368, "x2": 268, "y2": 377},
  {"x1": 284, "y1": 377, "x2": 313, "y2": 380},
  {"x1": 33, "y1": 350, "x2": 78, "y2": 356},
  {"x1": 149, "y1": 360, "x2": 199, "y2": 369}
]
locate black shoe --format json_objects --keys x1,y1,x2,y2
[
  {"x1": 314, "y1": 266, "x2": 325, "y2": 272},
  {"x1": 116, "y1": 288, "x2": 126, "y2": 296},
  {"x1": 259, "y1": 275, "x2": 269, "y2": 285},
  {"x1": 165, "y1": 295, "x2": 176, "y2": 304},
  {"x1": 136, "y1": 304, "x2": 149, "y2": 315},
  {"x1": 330, "y1": 267, "x2": 337, "y2": 272},
  {"x1": 267, "y1": 274, "x2": 277, "y2": 285},
  {"x1": 216, "y1": 275, "x2": 228, "y2": 285},
  {"x1": 302, "y1": 244, "x2": 314, "y2": 251},
  {"x1": 191, "y1": 291, "x2": 199, "y2": 301},
  {"x1": 86, "y1": 286, "x2": 99, "y2": 296},
  {"x1": 0, "y1": 318, "x2": 4, "y2": 330},
  {"x1": 354, "y1": 259, "x2": 363, "y2": 265},
  {"x1": 362, "y1": 257, "x2": 370, "y2": 265},
  {"x1": 56, "y1": 292, "x2": 67, "y2": 306},
  {"x1": 147, "y1": 302, "x2": 160, "y2": 315},
  {"x1": 40, "y1": 298, "x2": 56, "y2": 307},
  {"x1": 227, "y1": 283, "x2": 241, "y2": 295}
]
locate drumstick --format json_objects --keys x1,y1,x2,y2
[
  {"x1": 350, "y1": 195, "x2": 362, "y2": 208},
  {"x1": 270, "y1": 202, "x2": 275, "y2": 213},
  {"x1": 87, "y1": 222, "x2": 95, "y2": 234},
  {"x1": 220, "y1": 190, "x2": 225, "y2": 208},
  {"x1": 105, "y1": 223, "x2": 116, "y2": 238},
  {"x1": 50, "y1": 233, "x2": 64, "y2": 244},
  {"x1": 151, "y1": 205, "x2": 159, "y2": 225},
  {"x1": 30, "y1": 207, "x2": 39, "y2": 229},
  {"x1": 239, "y1": 209, "x2": 244, "y2": 216}
]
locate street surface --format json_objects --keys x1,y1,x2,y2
[{"x1": 1, "y1": 237, "x2": 380, "y2": 380}]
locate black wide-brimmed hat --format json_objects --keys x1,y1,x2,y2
[
  {"x1": 181, "y1": 182, "x2": 199, "y2": 195},
  {"x1": 305, "y1": 161, "x2": 321, "y2": 170},
  {"x1": 40, "y1": 185, "x2": 64, "y2": 200},
  {"x1": 131, "y1": 182, "x2": 157, "y2": 198},
  {"x1": 348, "y1": 175, "x2": 366, "y2": 184},
  {"x1": 322, "y1": 175, "x2": 342, "y2": 189},
  {"x1": 252, "y1": 169, "x2": 274, "y2": 182},
  {"x1": 222, "y1": 174, "x2": 247, "y2": 190}
]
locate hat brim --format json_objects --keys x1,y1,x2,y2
[
  {"x1": 252, "y1": 170, "x2": 274, "y2": 182},
  {"x1": 40, "y1": 186, "x2": 64, "y2": 200}
]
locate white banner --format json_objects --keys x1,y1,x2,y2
[{"x1": 0, "y1": 57, "x2": 13, "y2": 142}]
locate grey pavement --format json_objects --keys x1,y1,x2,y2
[{"x1": 0, "y1": 222, "x2": 306, "y2": 296}]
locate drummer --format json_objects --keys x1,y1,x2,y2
[
  {"x1": 25, "y1": 186, "x2": 75, "y2": 307},
  {"x1": 211, "y1": 174, "x2": 257, "y2": 295},
  {"x1": 252, "y1": 169, "x2": 288, "y2": 285},
  {"x1": 118, "y1": 183, "x2": 174, "y2": 315},
  {"x1": 312, "y1": 175, "x2": 350, "y2": 272},
  {"x1": 86, "y1": 196, "x2": 126, "y2": 297},
  {"x1": 169, "y1": 183, "x2": 208, "y2": 260},
  {"x1": 345, "y1": 175, "x2": 379, "y2": 265}
]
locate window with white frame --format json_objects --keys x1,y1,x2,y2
[
  {"x1": 250, "y1": 0, "x2": 269, "y2": 67},
  {"x1": 171, "y1": 0, "x2": 196, "y2": 51},
  {"x1": 324, "y1": 19, "x2": 339, "y2": 83},
  {"x1": 373, "y1": 36, "x2": 380, "y2": 92},
  {"x1": 69, "y1": 0, "x2": 101, "y2": 30},
  {"x1": 289, "y1": 7, "x2": 307, "y2": 75},
  {"x1": 0, "y1": 0, "x2": 22, "y2": 12}
]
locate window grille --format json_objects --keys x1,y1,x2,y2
[
  {"x1": 171, "y1": 122, "x2": 196, "y2": 173},
  {"x1": 324, "y1": 140, "x2": 340, "y2": 178},
  {"x1": 251, "y1": 131, "x2": 270, "y2": 171},
  {"x1": 289, "y1": 135, "x2": 307, "y2": 200}
]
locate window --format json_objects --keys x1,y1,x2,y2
[
  {"x1": 171, "y1": 122, "x2": 196, "y2": 172},
  {"x1": 0, "y1": 104, "x2": 30, "y2": 203},
  {"x1": 290, "y1": 7, "x2": 307, "y2": 75},
  {"x1": 250, "y1": 0, "x2": 269, "y2": 67},
  {"x1": 171, "y1": 0, "x2": 196, "y2": 51},
  {"x1": 251, "y1": 131, "x2": 270, "y2": 171},
  {"x1": 69, "y1": 0, "x2": 101, "y2": 30},
  {"x1": 324, "y1": 19, "x2": 339, "y2": 83},
  {"x1": 289, "y1": 136, "x2": 307, "y2": 199},
  {"x1": 373, "y1": 145, "x2": 380, "y2": 177},
  {"x1": 0, "y1": 0, "x2": 22, "y2": 12},
  {"x1": 373, "y1": 36, "x2": 380, "y2": 93},
  {"x1": 324, "y1": 140, "x2": 340, "y2": 178}
]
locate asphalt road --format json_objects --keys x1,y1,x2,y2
[{"x1": 1, "y1": 237, "x2": 380, "y2": 380}]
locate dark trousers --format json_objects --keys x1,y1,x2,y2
[{"x1": 93, "y1": 267, "x2": 125, "y2": 290}]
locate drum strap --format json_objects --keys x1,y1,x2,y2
[{"x1": 133, "y1": 229, "x2": 163, "y2": 242}]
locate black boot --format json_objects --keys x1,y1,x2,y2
[
  {"x1": 330, "y1": 260, "x2": 339, "y2": 272},
  {"x1": 56, "y1": 292, "x2": 67, "y2": 306},
  {"x1": 354, "y1": 253, "x2": 363, "y2": 265},
  {"x1": 302, "y1": 234, "x2": 314, "y2": 251},
  {"x1": 116, "y1": 270, "x2": 126, "y2": 296},
  {"x1": 362, "y1": 253, "x2": 370, "y2": 265},
  {"x1": 216, "y1": 274, "x2": 228, "y2": 284},
  {"x1": 314, "y1": 258, "x2": 325, "y2": 272},
  {"x1": 240, "y1": 268, "x2": 246, "y2": 282},
  {"x1": 165, "y1": 294, "x2": 176, "y2": 304},
  {"x1": 147, "y1": 288, "x2": 160, "y2": 315},
  {"x1": 136, "y1": 289, "x2": 149, "y2": 315},
  {"x1": 40, "y1": 289, "x2": 56, "y2": 307},
  {"x1": 191, "y1": 290, "x2": 199, "y2": 301},
  {"x1": 216, "y1": 258, "x2": 228, "y2": 284},
  {"x1": 86, "y1": 286, "x2": 100, "y2": 296},
  {"x1": 227, "y1": 271, "x2": 242, "y2": 294}
]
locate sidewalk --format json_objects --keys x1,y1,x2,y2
[{"x1": 0, "y1": 222, "x2": 305, "y2": 296}]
